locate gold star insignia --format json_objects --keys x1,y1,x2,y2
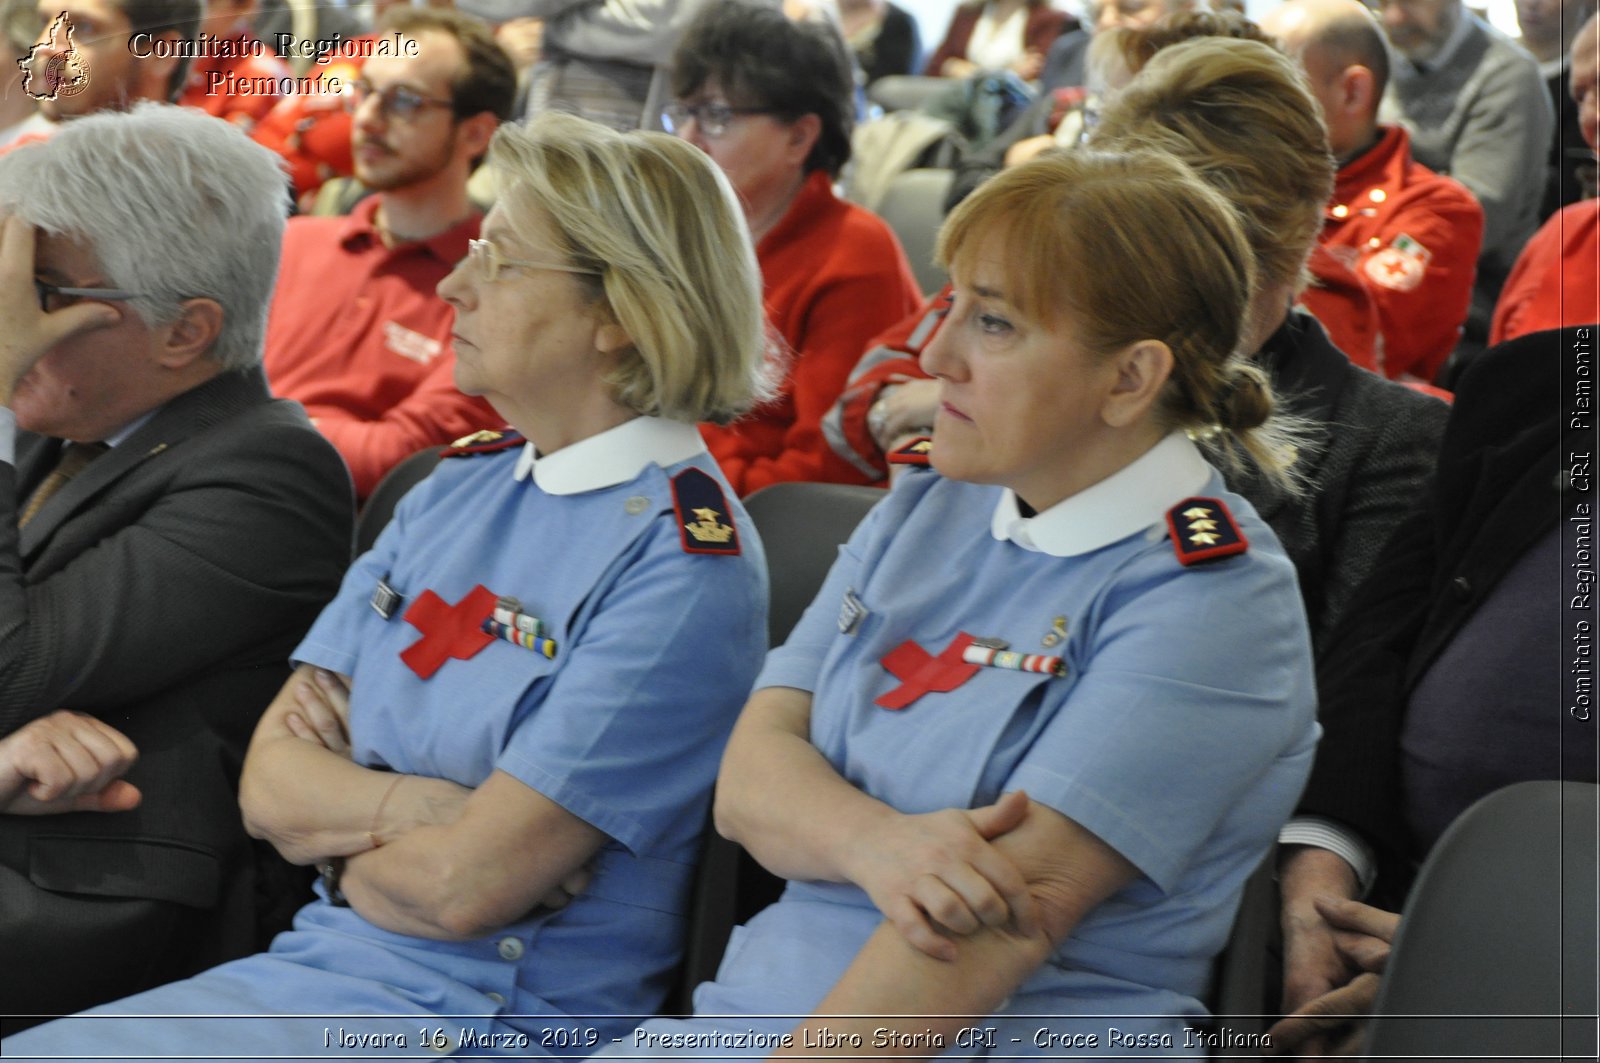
[
  {"x1": 1182, "y1": 507, "x2": 1212, "y2": 520},
  {"x1": 911, "y1": 439, "x2": 932, "y2": 453},
  {"x1": 692, "y1": 507, "x2": 720, "y2": 522},
  {"x1": 1187, "y1": 519, "x2": 1218, "y2": 531},
  {"x1": 1189, "y1": 532, "x2": 1219, "y2": 545}
]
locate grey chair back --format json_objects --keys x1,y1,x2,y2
[
  {"x1": 876, "y1": 168, "x2": 954, "y2": 297},
  {"x1": 868, "y1": 75, "x2": 949, "y2": 114},
  {"x1": 743, "y1": 481, "x2": 884, "y2": 646},
  {"x1": 1364, "y1": 781, "x2": 1598, "y2": 1060}
]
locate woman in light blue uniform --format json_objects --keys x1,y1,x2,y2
[
  {"x1": 615, "y1": 148, "x2": 1319, "y2": 1061},
  {"x1": 4, "y1": 112, "x2": 772, "y2": 1059}
]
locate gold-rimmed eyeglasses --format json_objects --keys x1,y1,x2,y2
[{"x1": 463, "y1": 238, "x2": 601, "y2": 283}]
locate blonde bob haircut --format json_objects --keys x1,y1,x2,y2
[
  {"x1": 938, "y1": 148, "x2": 1299, "y2": 489},
  {"x1": 487, "y1": 112, "x2": 772, "y2": 425},
  {"x1": 1092, "y1": 36, "x2": 1334, "y2": 294}
]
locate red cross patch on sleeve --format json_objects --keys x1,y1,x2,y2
[{"x1": 1165, "y1": 497, "x2": 1249, "y2": 565}]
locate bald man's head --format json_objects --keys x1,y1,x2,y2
[{"x1": 1264, "y1": 0, "x2": 1389, "y2": 156}]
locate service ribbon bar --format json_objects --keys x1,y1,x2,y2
[
  {"x1": 961, "y1": 644, "x2": 1066, "y2": 676},
  {"x1": 491, "y1": 601, "x2": 546, "y2": 637},
  {"x1": 482, "y1": 618, "x2": 557, "y2": 658}
]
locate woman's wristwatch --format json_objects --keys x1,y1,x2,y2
[{"x1": 319, "y1": 858, "x2": 349, "y2": 907}]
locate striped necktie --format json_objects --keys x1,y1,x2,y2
[{"x1": 18, "y1": 441, "x2": 109, "y2": 528}]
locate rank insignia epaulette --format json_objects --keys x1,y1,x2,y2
[
  {"x1": 1165, "y1": 496, "x2": 1248, "y2": 565},
  {"x1": 671, "y1": 467, "x2": 740, "y2": 555},
  {"x1": 441, "y1": 429, "x2": 524, "y2": 458},
  {"x1": 887, "y1": 436, "x2": 933, "y2": 466}
]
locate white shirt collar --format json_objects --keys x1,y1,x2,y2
[
  {"x1": 512, "y1": 416, "x2": 708, "y2": 494},
  {"x1": 989, "y1": 431, "x2": 1212, "y2": 557},
  {"x1": 101, "y1": 410, "x2": 155, "y2": 449}
]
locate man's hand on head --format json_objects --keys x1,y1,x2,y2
[{"x1": 0, "y1": 214, "x2": 122, "y2": 407}]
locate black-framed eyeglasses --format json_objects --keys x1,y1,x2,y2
[
  {"x1": 342, "y1": 79, "x2": 455, "y2": 119},
  {"x1": 661, "y1": 101, "x2": 775, "y2": 138},
  {"x1": 34, "y1": 279, "x2": 141, "y2": 313}
]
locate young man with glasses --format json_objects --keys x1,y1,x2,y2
[{"x1": 262, "y1": 6, "x2": 515, "y2": 500}]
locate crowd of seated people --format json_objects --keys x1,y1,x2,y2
[{"x1": 1, "y1": 0, "x2": 1594, "y2": 1055}]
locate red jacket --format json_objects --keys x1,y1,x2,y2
[
  {"x1": 250, "y1": 39, "x2": 369, "y2": 203},
  {"x1": 1316, "y1": 125, "x2": 1484, "y2": 383},
  {"x1": 1491, "y1": 198, "x2": 1600, "y2": 343},
  {"x1": 824, "y1": 287, "x2": 950, "y2": 482},
  {"x1": 1301, "y1": 244, "x2": 1382, "y2": 374},
  {"x1": 178, "y1": 31, "x2": 293, "y2": 130},
  {"x1": 700, "y1": 170, "x2": 922, "y2": 494}
]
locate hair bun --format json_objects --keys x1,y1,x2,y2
[{"x1": 1216, "y1": 361, "x2": 1273, "y2": 433}]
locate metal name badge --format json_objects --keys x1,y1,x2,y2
[
  {"x1": 838, "y1": 588, "x2": 867, "y2": 635},
  {"x1": 370, "y1": 579, "x2": 401, "y2": 620}
]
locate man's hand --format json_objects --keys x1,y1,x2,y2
[
  {"x1": 1279, "y1": 846, "x2": 1364, "y2": 1013},
  {"x1": 0, "y1": 711, "x2": 141, "y2": 815},
  {"x1": 1266, "y1": 971, "x2": 1383, "y2": 1059},
  {"x1": 844, "y1": 790, "x2": 1038, "y2": 961},
  {"x1": 1269, "y1": 891, "x2": 1401, "y2": 1059},
  {"x1": 0, "y1": 215, "x2": 122, "y2": 406}
]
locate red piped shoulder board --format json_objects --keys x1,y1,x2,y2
[
  {"x1": 671, "y1": 467, "x2": 741, "y2": 556},
  {"x1": 887, "y1": 436, "x2": 933, "y2": 465},
  {"x1": 1165, "y1": 496, "x2": 1249, "y2": 565},
  {"x1": 441, "y1": 429, "x2": 524, "y2": 458}
]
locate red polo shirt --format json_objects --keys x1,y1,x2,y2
[
  {"x1": 264, "y1": 196, "x2": 496, "y2": 499},
  {"x1": 1315, "y1": 125, "x2": 1484, "y2": 383},
  {"x1": 700, "y1": 169, "x2": 922, "y2": 494}
]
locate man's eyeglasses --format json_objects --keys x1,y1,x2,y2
[
  {"x1": 661, "y1": 101, "x2": 774, "y2": 138},
  {"x1": 342, "y1": 79, "x2": 455, "y2": 119},
  {"x1": 34, "y1": 280, "x2": 140, "y2": 314},
  {"x1": 463, "y1": 238, "x2": 601, "y2": 284}
]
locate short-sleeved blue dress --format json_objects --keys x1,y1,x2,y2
[
  {"x1": 4, "y1": 417, "x2": 769, "y2": 1060},
  {"x1": 616, "y1": 432, "x2": 1317, "y2": 1060}
]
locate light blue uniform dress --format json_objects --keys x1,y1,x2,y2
[
  {"x1": 5, "y1": 417, "x2": 768, "y2": 1061},
  {"x1": 615, "y1": 432, "x2": 1317, "y2": 1062}
]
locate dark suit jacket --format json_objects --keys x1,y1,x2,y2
[
  {"x1": 1215, "y1": 311, "x2": 1450, "y2": 653},
  {"x1": 1299, "y1": 325, "x2": 1593, "y2": 901},
  {"x1": 0, "y1": 365, "x2": 353, "y2": 1023}
]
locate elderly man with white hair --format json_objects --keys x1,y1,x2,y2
[{"x1": 0, "y1": 102, "x2": 352, "y2": 1029}]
